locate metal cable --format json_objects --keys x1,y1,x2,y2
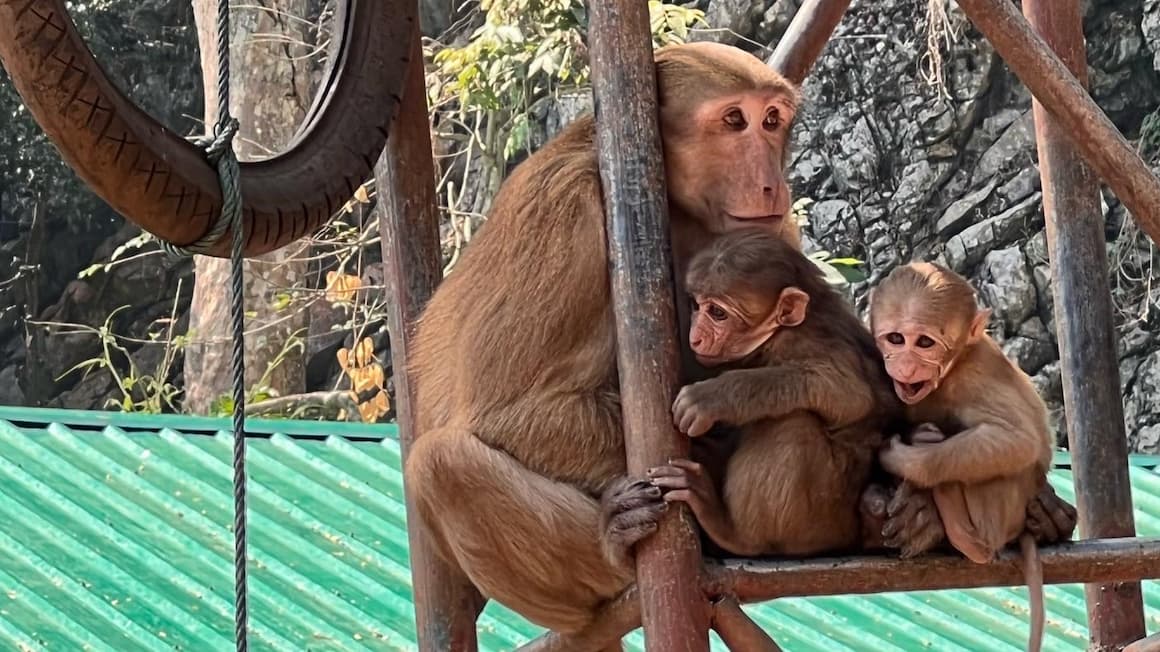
[{"x1": 157, "y1": 0, "x2": 249, "y2": 649}]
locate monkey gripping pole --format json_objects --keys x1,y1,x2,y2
[{"x1": 587, "y1": 0, "x2": 711, "y2": 649}]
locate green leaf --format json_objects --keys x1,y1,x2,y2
[{"x1": 826, "y1": 257, "x2": 865, "y2": 267}]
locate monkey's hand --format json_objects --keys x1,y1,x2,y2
[
  {"x1": 1026, "y1": 482, "x2": 1078, "y2": 544},
  {"x1": 879, "y1": 435, "x2": 934, "y2": 487},
  {"x1": 648, "y1": 459, "x2": 758, "y2": 556},
  {"x1": 599, "y1": 477, "x2": 666, "y2": 573},
  {"x1": 882, "y1": 481, "x2": 946, "y2": 558},
  {"x1": 672, "y1": 381, "x2": 733, "y2": 437}
]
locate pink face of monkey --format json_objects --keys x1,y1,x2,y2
[{"x1": 688, "y1": 286, "x2": 808, "y2": 367}]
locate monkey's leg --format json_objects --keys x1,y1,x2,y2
[
  {"x1": 722, "y1": 414, "x2": 865, "y2": 557},
  {"x1": 937, "y1": 472, "x2": 1041, "y2": 563},
  {"x1": 406, "y1": 427, "x2": 636, "y2": 635},
  {"x1": 930, "y1": 482, "x2": 995, "y2": 564}
]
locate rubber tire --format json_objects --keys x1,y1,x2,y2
[{"x1": 0, "y1": 0, "x2": 415, "y2": 257}]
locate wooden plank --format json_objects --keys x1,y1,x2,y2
[
  {"x1": 765, "y1": 0, "x2": 852, "y2": 85},
  {"x1": 1021, "y1": 1, "x2": 1146, "y2": 648},
  {"x1": 587, "y1": 1, "x2": 711, "y2": 650},
  {"x1": 954, "y1": 0, "x2": 1160, "y2": 248},
  {"x1": 376, "y1": 28, "x2": 482, "y2": 652},
  {"x1": 707, "y1": 537, "x2": 1160, "y2": 602}
]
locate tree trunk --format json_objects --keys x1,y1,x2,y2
[{"x1": 185, "y1": 0, "x2": 321, "y2": 414}]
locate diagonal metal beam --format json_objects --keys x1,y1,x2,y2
[
  {"x1": 766, "y1": 0, "x2": 853, "y2": 85},
  {"x1": 954, "y1": 0, "x2": 1160, "y2": 247}
]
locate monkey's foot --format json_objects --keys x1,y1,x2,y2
[
  {"x1": 600, "y1": 477, "x2": 666, "y2": 571},
  {"x1": 882, "y1": 481, "x2": 945, "y2": 558},
  {"x1": 1026, "y1": 483, "x2": 1078, "y2": 544}
]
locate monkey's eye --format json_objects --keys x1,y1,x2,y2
[
  {"x1": 916, "y1": 335, "x2": 936, "y2": 349},
  {"x1": 885, "y1": 332, "x2": 904, "y2": 345},
  {"x1": 723, "y1": 109, "x2": 746, "y2": 130},
  {"x1": 707, "y1": 304, "x2": 728, "y2": 322},
  {"x1": 762, "y1": 109, "x2": 781, "y2": 130}
]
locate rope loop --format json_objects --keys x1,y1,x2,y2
[{"x1": 160, "y1": 117, "x2": 242, "y2": 258}]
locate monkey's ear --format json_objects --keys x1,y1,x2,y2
[
  {"x1": 776, "y1": 287, "x2": 809, "y2": 327},
  {"x1": 968, "y1": 307, "x2": 991, "y2": 342}
]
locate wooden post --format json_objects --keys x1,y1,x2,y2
[
  {"x1": 377, "y1": 28, "x2": 482, "y2": 652},
  {"x1": 765, "y1": 0, "x2": 852, "y2": 85},
  {"x1": 953, "y1": 0, "x2": 1160, "y2": 249},
  {"x1": 587, "y1": 1, "x2": 711, "y2": 650},
  {"x1": 1021, "y1": 1, "x2": 1146, "y2": 649}
]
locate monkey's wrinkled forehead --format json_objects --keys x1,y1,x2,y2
[
  {"x1": 654, "y1": 42, "x2": 800, "y2": 110},
  {"x1": 871, "y1": 262, "x2": 979, "y2": 324}
]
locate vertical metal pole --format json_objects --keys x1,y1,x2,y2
[
  {"x1": 377, "y1": 26, "x2": 482, "y2": 652},
  {"x1": 1022, "y1": 2, "x2": 1146, "y2": 649},
  {"x1": 587, "y1": 2, "x2": 711, "y2": 650},
  {"x1": 765, "y1": 0, "x2": 852, "y2": 85}
]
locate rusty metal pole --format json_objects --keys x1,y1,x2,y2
[
  {"x1": 1021, "y1": 2, "x2": 1146, "y2": 649},
  {"x1": 765, "y1": 0, "x2": 852, "y2": 85},
  {"x1": 954, "y1": 0, "x2": 1160, "y2": 249},
  {"x1": 707, "y1": 537, "x2": 1160, "y2": 602},
  {"x1": 587, "y1": 1, "x2": 711, "y2": 650},
  {"x1": 377, "y1": 28, "x2": 483, "y2": 652}
]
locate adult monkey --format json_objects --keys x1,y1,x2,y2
[{"x1": 405, "y1": 42, "x2": 802, "y2": 636}]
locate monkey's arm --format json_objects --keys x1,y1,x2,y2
[
  {"x1": 879, "y1": 418, "x2": 1046, "y2": 488},
  {"x1": 673, "y1": 362, "x2": 875, "y2": 436}
]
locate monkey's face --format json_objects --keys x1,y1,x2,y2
[
  {"x1": 688, "y1": 286, "x2": 806, "y2": 366},
  {"x1": 872, "y1": 318, "x2": 953, "y2": 405},
  {"x1": 664, "y1": 90, "x2": 796, "y2": 239},
  {"x1": 688, "y1": 294, "x2": 773, "y2": 366}
]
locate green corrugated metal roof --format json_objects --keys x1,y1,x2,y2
[{"x1": 0, "y1": 406, "x2": 1157, "y2": 651}]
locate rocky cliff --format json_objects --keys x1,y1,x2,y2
[{"x1": 3, "y1": 0, "x2": 1160, "y2": 451}]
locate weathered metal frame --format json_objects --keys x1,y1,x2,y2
[{"x1": 379, "y1": 0, "x2": 1160, "y2": 649}]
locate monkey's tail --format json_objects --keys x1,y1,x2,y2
[{"x1": 1020, "y1": 533, "x2": 1045, "y2": 652}]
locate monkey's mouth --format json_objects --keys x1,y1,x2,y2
[
  {"x1": 893, "y1": 380, "x2": 934, "y2": 404},
  {"x1": 728, "y1": 213, "x2": 783, "y2": 226}
]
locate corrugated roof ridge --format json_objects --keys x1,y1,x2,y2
[{"x1": 1, "y1": 410, "x2": 1158, "y2": 651}]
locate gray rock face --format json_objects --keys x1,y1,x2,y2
[{"x1": 763, "y1": 0, "x2": 1160, "y2": 452}]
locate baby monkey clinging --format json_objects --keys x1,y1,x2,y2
[
  {"x1": 650, "y1": 228, "x2": 900, "y2": 557},
  {"x1": 869, "y1": 261, "x2": 1063, "y2": 652}
]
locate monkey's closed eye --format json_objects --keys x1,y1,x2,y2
[
  {"x1": 707, "y1": 304, "x2": 728, "y2": 322},
  {"x1": 916, "y1": 335, "x2": 936, "y2": 349},
  {"x1": 723, "y1": 109, "x2": 746, "y2": 130},
  {"x1": 885, "y1": 332, "x2": 904, "y2": 345}
]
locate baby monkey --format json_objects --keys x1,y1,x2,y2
[
  {"x1": 870, "y1": 262, "x2": 1058, "y2": 652},
  {"x1": 649, "y1": 228, "x2": 900, "y2": 557}
]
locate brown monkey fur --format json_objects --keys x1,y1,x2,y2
[
  {"x1": 869, "y1": 261, "x2": 1066, "y2": 652},
  {"x1": 403, "y1": 42, "x2": 803, "y2": 637},
  {"x1": 647, "y1": 228, "x2": 902, "y2": 557}
]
